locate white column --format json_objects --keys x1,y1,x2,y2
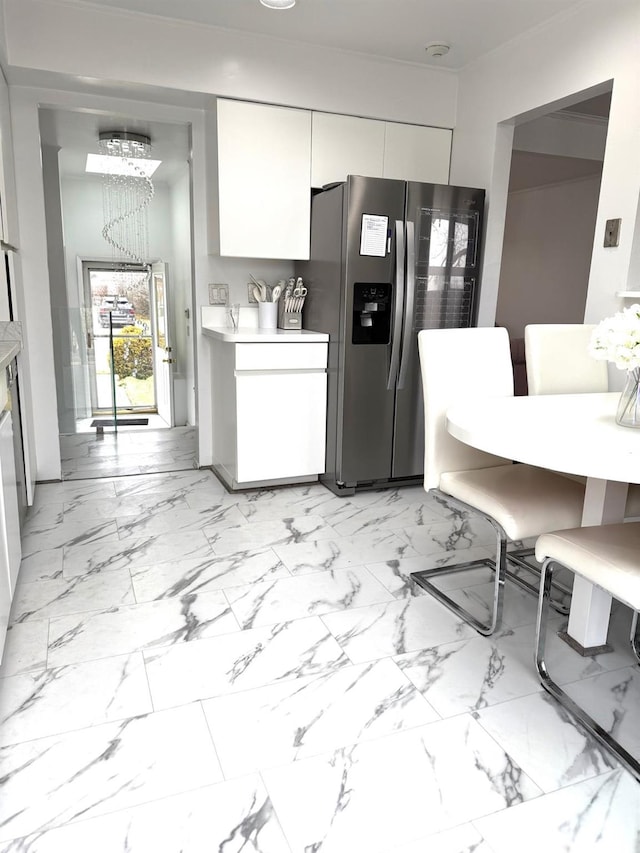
[{"x1": 566, "y1": 477, "x2": 628, "y2": 649}]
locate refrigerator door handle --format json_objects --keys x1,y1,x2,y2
[
  {"x1": 397, "y1": 219, "x2": 416, "y2": 390},
  {"x1": 387, "y1": 219, "x2": 405, "y2": 390}
]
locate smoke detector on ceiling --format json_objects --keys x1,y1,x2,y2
[{"x1": 425, "y1": 43, "x2": 450, "y2": 59}]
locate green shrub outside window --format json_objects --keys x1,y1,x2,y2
[{"x1": 109, "y1": 325, "x2": 153, "y2": 380}]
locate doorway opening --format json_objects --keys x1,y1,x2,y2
[
  {"x1": 39, "y1": 106, "x2": 198, "y2": 480},
  {"x1": 495, "y1": 89, "x2": 611, "y2": 394}
]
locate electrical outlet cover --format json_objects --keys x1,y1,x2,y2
[
  {"x1": 604, "y1": 218, "x2": 621, "y2": 248},
  {"x1": 209, "y1": 283, "x2": 229, "y2": 305}
]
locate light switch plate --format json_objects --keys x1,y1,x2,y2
[
  {"x1": 209, "y1": 283, "x2": 229, "y2": 305},
  {"x1": 604, "y1": 218, "x2": 621, "y2": 248}
]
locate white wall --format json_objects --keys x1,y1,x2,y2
[
  {"x1": 496, "y1": 174, "x2": 601, "y2": 339},
  {"x1": 42, "y1": 144, "x2": 74, "y2": 434},
  {"x1": 3, "y1": 0, "x2": 458, "y2": 128},
  {"x1": 168, "y1": 167, "x2": 194, "y2": 426},
  {"x1": 9, "y1": 87, "x2": 61, "y2": 479},
  {"x1": 451, "y1": 1, "x2": 640, "y2": 331}
]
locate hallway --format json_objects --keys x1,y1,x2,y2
[
  {"x1": 0, "y1": 470, "x2": 638, "y2": 850},
  {"x1": 59, "y1": 426, "x2": 197, "y2": 479}
]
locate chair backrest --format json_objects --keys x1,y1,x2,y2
[
  {"x1": 418, "y1": 327, "x2": 513, "y2": 490},
  {"x1": 525, "y1": 324, "x2": 608, "y2": 395}
]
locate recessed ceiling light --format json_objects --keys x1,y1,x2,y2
[
  {"x1": 425, "y1": 43, "x2": 450, "y2": 59},
  {"x1": 260, "y1": 0, "x2": 296, "y2": 8},
  {"x1": 85, "y1": 153, "x2": 162, "y2": 177}
]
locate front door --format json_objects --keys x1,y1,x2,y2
[
  {"x1": 151, "y1": 261, "x2": 174, "y2": 426},
  {"x1": 83, "y1": 262, "x2": 156, "y2": 415}
]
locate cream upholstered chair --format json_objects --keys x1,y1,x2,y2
[
  {"x1": 525, "y1": 323, "x2": 607, "y2": 395},
  {"x1": 410, "y1": 327, "x2": 585, "y2": 635},
  {"x1": 524, "y1": 323, "x2": 640, "y2": 518},
  {"x1": 535, "y1": 522, "x2": 640, "y2": 780}
]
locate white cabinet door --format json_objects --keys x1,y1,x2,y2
[
  {"x1": 236, "y1": 371, "x2": 327, "y2": 482},
  {"x1": 383, "y1": 123, "x2": 452, "y2": 184},
  {"x1": 216, "y1": 99, "x2": 311, "y2": 260},
  {"x1": 311, "y1": 112, "x2": 385, "y2": 188}
]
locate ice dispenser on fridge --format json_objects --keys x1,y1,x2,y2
[{"x1": 352, "y1": 284, "x2": 391, "y2": 344}]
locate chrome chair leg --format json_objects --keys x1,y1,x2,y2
[
  {"x1": 411, "y1": 489, "x2": 570, "y2": 635},
  {"x1": 536, "y1": 558, "x2": 640, "y2": 782},
  {"x1": 411, "y1": 520, "x2": 507, "y2": 636},
  {"x1": 507, "y1": 547, "x2": 572, "y2": 614},
  {"x1": 631, "y1": 610, "x2": 640, "y2": 664}
]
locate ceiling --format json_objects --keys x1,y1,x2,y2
[{"x1": 68, "y1": 0, "x2": 587, "y2": 70}]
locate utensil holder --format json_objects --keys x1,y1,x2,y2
[{"x1": 258, "y1": 301, "x2": 278, "y2": 330}]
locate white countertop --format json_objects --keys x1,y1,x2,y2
[{"x1": 202, "y1": 325, "x2": 329, "y2": 343}]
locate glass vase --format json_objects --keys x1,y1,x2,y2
[{"x1": 616, "y1": 367, "x2": 640, "y2": 428}]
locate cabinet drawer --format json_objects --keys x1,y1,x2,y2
[{"x1": 235, "y1": 343, "x2": 327, "y2": 371}]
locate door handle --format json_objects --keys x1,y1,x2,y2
[
  {"x1": 398, "y1": 220, "x2": 416, "y2": 390},
  {"x1": 87, "y1": 331, "x2": 92, "y2": 349},
  {"x1": 162, "y1": 358, "x2": 175, "y2": 364},
  {"x1": 387, "y1": 220, "x2": 405, "y2": 391}
]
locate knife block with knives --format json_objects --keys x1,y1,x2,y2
[{"x1": 278, "y1": 276, "x2": 306, "y2": 330}]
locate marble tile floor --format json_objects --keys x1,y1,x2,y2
[
  {"x1": 1, "y1": 469, "x2": 639, "y2": 851},
  {"x1": 59, "y1": 426, "x2": 197, "y2": 480}
]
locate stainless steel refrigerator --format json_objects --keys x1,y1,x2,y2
[{"x1": 297, "y1": 174, "x2": 485, "y2": 495}]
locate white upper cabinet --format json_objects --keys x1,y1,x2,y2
[
  {"x1": 311, "y1": 112, "x2": 385, "y2": 189},
  {"x1": 382, "y1": 122, "x2": 451, "y2": 184},
  {"x1": 310, "y1": 112, "x2": 452, "y2": 189},
  {"x1": 216, "y1": 99, "x2": 312, "y2": 260},
  {"x1": 212, "y1": 99, "x2": 453, "y2": 259}
]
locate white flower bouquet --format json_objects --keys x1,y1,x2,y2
[
  {"x1": 589, "y1": 303, "x2": 640, "y2": 371},
  {"x1": 590, "y1": 303, "x2": 640, "y2": 427}
]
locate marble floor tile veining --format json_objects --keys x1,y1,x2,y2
[
  {"x1": 1, "y1": 469, "x2": 638, "y2": 852},
  {"x1": 59, "y1": 427, "x2": 197, "y2": 481}
]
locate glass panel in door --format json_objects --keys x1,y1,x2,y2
[{"x1": 85, "y1": 266, "x2": 156, "y2": 414}]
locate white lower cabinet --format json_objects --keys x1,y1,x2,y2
[
  {"x1": 211, "y1": 338, "x2": 328, "y2": 489},
  {"x1": 236, "y1": 371, "x2": 326, "y2": 482}
]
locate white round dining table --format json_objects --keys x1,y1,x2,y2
[{"x1": 446, "y1": 391, "x2": 640, "y2": 651}]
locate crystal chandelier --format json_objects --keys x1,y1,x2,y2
[{"x1": 98, "y1": 131, "x2": 154, "y2": 264}]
